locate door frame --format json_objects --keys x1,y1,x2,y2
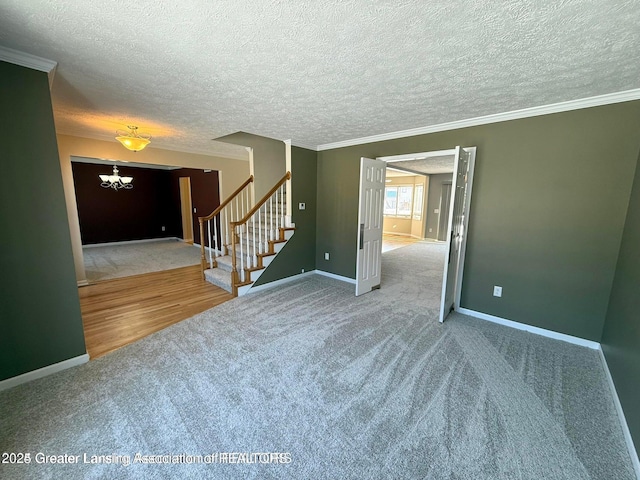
[{"x1": 377, "y1": 147, "x2": 476, "y2": 313}]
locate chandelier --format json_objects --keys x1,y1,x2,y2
[
  {"x1": 115, "y1": 125, "x2": 151, "y2": 152},
  {"x1": 99, "y1": 165, "x2": 133, "y2": 190}
]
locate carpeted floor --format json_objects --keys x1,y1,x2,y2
[
  {"x1": 83, "y1": 239, "x2": 202, "y2": 282},
  {"x1": 0, "y1": 242, "x2": 635, "y2": 479}
]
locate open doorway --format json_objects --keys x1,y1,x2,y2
[
  {"x1": 71, "y1": 156, "x2": 221, "y2": 283},
  {"x1": 374, "y1": 147, "x2": 476, "y2": 321}
]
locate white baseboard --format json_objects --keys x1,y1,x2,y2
[
  {"x1": 247, "y1": 271, "x2": 316, "y2": 294},
  {"x1": 0, "y1": 353, "x2": 90, "y2": 392},
  {"x1": 314, "y1": 270, "x2": 357, "y2": 284},
  {"x1": 77, "y1": 279, "x2": 90, "y2": 287},
  {"x1": 598, "y1": 348, "x2": 640, "y2": 479},
  {"x1": 83, "y1": 237, "x2": 180, "y2": 248},
  {"x1": 456, "y1": 307, "x2": 600, "y2": 349}
]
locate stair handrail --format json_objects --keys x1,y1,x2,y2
[
  {"x1": 198, "y1": 175, "x2": 253, "y2": 277},
  {"x1": 229, "y1": 171, "x2": 291, "y2": 295},
  {"x1": 232, "y1": 171, "x2": 291, "y2": 227},
  {"x1": 199, "y1": 175, "x2": 253, "y2": 223}
]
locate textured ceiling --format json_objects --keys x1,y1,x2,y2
[
  {"x1": 1, "y1": 0, "x2": 639, "y2": 158},
  {"x1": 388, "y1": 155, "x2": 455, "y2": 175}
]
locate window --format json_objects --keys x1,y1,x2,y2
[{"x1": 384, "y1": 185, "x2": 414, "y2": 217}]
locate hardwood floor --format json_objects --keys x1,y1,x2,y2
[
  {"x1": 382, "y1": 233, "x2": 421, "y2": 252},
  {"x1": 78, "y1": 265, "x2": 233, "y2": 359}
]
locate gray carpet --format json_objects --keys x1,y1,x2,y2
[
  {"x1": 1, "y1": 242, "x2": 635, "y2": 479},
  {"x1": 83, "y1": 239, "x2": 202, "y2": 282}
]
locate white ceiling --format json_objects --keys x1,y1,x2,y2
[{"x1": 1, "y1": 1, "x2": 639, "y2": 158}]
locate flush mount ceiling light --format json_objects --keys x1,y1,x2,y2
[
  {"x1": 99, "y1": 165, "x2": 133, "y2": 190},
  {"x1": 115, "y1": 125, "x2": 151, "y2": 152}
]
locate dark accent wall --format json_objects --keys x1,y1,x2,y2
[
  {"x1": 254, "y1": 146, "x2": 317, "y2": 285},
  {"x1": 72, "y1": 162, "x2": 179, "y2": 244},
  {"x1": 215, "y1": 132, "x2": 286, "y2": 198},
  {"x1": 0, "y1": 62, "x2": 86, "y2": 381},
  {"x1": 601, "y1": 149, "x2": 640, "y2": 457},
  {"x1": 317, "y1": 101, "x2": 640, "y2": 341},
  {"x1": 425, "y1": 173, "x2": 453, "y2": 240},
  {"x1": 169, "y1": 168, "x2": 220, "y2": 246}
]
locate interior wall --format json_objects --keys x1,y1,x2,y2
[
  {"x1": 57, "y1": 134, "x2": 250, "y2": 284},
  {"x1": 71, "y1": 162, "x2": 179, "y2": 244},
  {"x1": 215, "y1": 132, "x2": 286, "y2": 199},
  {"x1": 316, "y1": 100, "x2": 640, "y2": 341},
  {"x1": 601, "y1": 148, "x2": 640, "y2": 457},
  {"x1": 254, "y1": 146, "x2": 317, "y2": 285},
  {"x1": 169, "y1": 168, "x2": 220, "y2": 246},
  {"x1": 0, "y1": 62, "x2": 86, "y2": 381},
  {"x1": 425, "y1": 173, "x2": 453, "y2": 240}
]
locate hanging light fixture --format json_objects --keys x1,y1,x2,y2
[
  {"x1": 115, "y1": 125, "x2": 151, "y2": 152},
  {"x1": 99, "y1": 165, "x2": 133, "y2": 190}
]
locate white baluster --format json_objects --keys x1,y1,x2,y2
[
  {"x1": 208, "y1": 220, "x2": 213, "y2": 267},
  {"x1": 280, "y1": 184, "x2": 285, "y2": 228},
  {"x1": 269, "y1": 196, "x2": 274, "y2": 241},
  {"x1": 239, "y1": 225, "x2": 244, "y2": 282},
  {"x1": 240, "y1": 190, "x2": 244, "y2": 220},
  {"x1": 258, "y1": 203, "x2": 263, "y2": 254},
  {"x1": 224, "y1": 206, "x2": 229, "y2": 248},
  {"x1": 252, "y1": 213, "x2": 256, "y2": 267},
  {"x1": 211, "y1": 216, "x2": 217, "y2": 257},
  {"x1": 275, "y1": 188, "x2": 279, "y2": 240},
  {"x1": 235, "y1": 197, "x2": 239, "y2": 224}
]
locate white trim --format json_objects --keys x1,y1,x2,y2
[
  {"x1": 0, "y1": 46, "x2": 57, "y2": 87},
  {"x1": 77, "y1": 279, "x2": 90, "y2": 287},
  {"x1": 598, "y1": 349, "x2": 640, "y2": 479},
  {"x1": 314, "y1": 269, "x2": 357, "y2": 284},
  {"x1": 454, "y1": 147, "x2": 476, "y2": 310},
  {"x1": 246, "y1": 271, "x2": 316, "y2": 294},
  {"x1": 290, "y1": 140, "x2": 319, "y2": 151},
  {"x1": 379, "y1": 149, "x2": 456, "y2": 163},
  {"x1": 284, "y1": 140, "x2": 293, "y2": 227},
  {"x1": 82, "y1": 237, "x2": 182, "y2": 248},
  {"x1": 316, "y1": 89, "x2": 640, "y2": 151},
  {"x1": 456, "y1": 307, "x2": 601, "y2": 349},
  {"x1": 0, "y1": 354, "x2": 90, "y2": 392}
]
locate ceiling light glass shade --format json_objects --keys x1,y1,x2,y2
[
  {"x1": 99, "y1": 165, "x2": 133, "y2": 190},
  {"x1": 115, "y1": 125, "x2": 151, "y2": 152}
]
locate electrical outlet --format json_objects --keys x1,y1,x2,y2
[
  {"x1": 324, "y1": 252, "x2": 330, "y2": 260},
  {"x1": 434, "y1": 208, "x2": 439, "y2": 214},
  {"x1": 161, "y1": 226, "x2": 166, "y2": 232},
  {"x1": 301, "y1": 268, "x2": 305, "y2": 273},
  {"x1": 193, "y1": 207, "x2": 197, "y2": 213},
  {"x1": 299, "y1": 202, "x2": 306, "y2": 210},
  {"x1": 429, "y1": 228, "x2": 433, "y2": 233},
  {"x1": 493, "y1": 286, "x2": 503, "y2": 297}
]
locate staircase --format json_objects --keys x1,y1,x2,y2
[{"x1": 198, "y1": 172, "x2": 294, "y2": 296}]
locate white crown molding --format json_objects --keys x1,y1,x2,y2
[
  {"x1": 291, "y1": 140, "x2": 320, "y2": 151},
  {"x1": 317, "y1": 88, "x2": 640, "y2": 151},
  {"x1": 0, "y1": 45, "x2": 57, "y2": 88}
]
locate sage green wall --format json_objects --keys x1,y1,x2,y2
[
  {"x1": 317, "y1": 101, "x2": 640, "y2": 340},
  {"x1": 425, "y1": 173, "x2": 453, "y2": 240},
  {"x1": 601, "y1": 149, "x2": 640, "y2": 457},
  {"x1": 216, "y1": 132, "x2": 285, "y2": 198},
  {"x1": 0, "y1": 62, "x2": 86, "y2": 381},
  {"x1": 254, "y1": 146, "x2": 317, "y2": 285}
]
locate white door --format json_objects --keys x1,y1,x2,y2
[
  {"x1": 355, "y1": 157, "x2": 386, "y2": 296},
  {"x1": 439, "y1": 147, "x2": 470, "y2": 322}
]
